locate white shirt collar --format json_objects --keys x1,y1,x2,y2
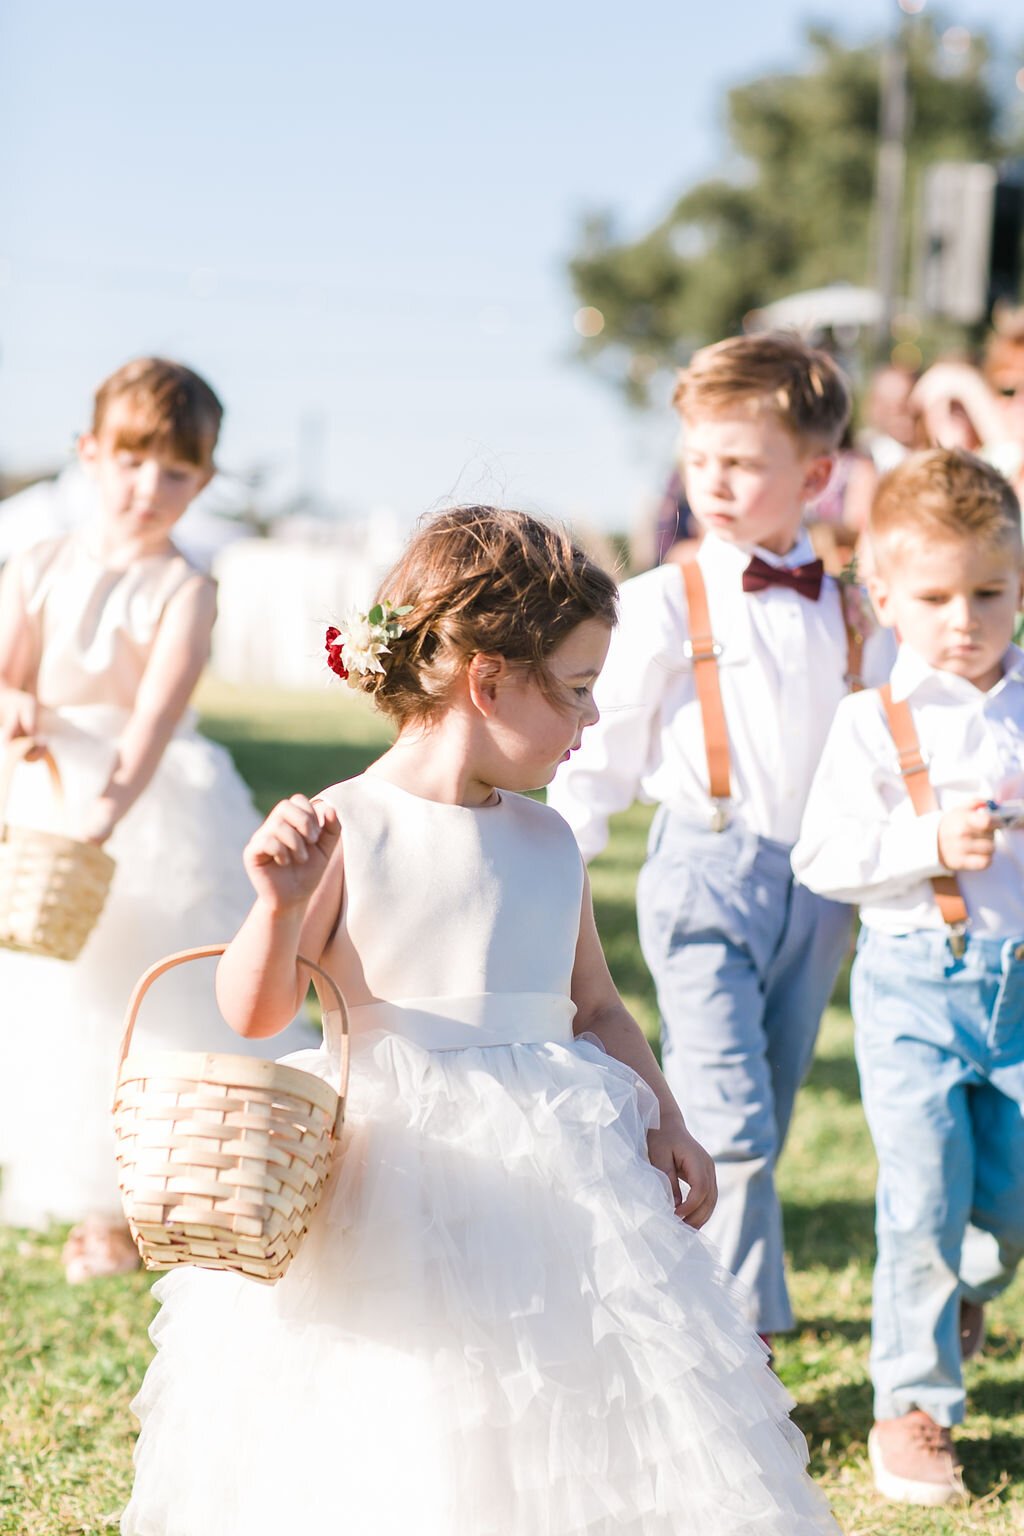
[
  {"x1": 890, "y1": 642, "x2": 1024, "y2": 704},
  {"x1": 699, "y1": 528, "x2": 816, "y2": 575}
]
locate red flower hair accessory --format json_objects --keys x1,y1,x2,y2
[
  {"x1": 324, "y1": 626, "x2": 349, "y2": 680},
  {"x1": 324, "y1": 602, "x2": 412, "y2": 688}
]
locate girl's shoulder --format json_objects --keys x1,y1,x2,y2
[
  {"x1": 510, "y1": 789, "x2": 579, "y2": 841},
  {"x1": 6, "y1": 534, "x2": 75, "y2": 610},
  {"x1": 116, "y1": 540, "x2": 215, "y2": 628},
  {"x1": 314, "y1": 776, "x2": 578, "y2": 848},
  {"x1": 153, "y1": 538, "x2": 214, "y2": 588}
]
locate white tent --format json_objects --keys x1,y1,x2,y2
[{"x1": 746, "y1": 284, "x2": 887, "y2": 337}]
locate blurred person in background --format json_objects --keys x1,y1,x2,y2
[
  {"x1": 859, "y1": 364, "x2": 921, "y2": 476},
  {"x1": 806, "y1": 422, "x2": 878, "y2": 576},
  {"x1": 0, "y1": 357, "x2": 314, "y2": 1281},
  {"x1": 910, "y1": 309, "x2": 1024, "y2": 502}
]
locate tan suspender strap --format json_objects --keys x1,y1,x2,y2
[
  {"x1": 835, "y1": 577, "x2": 865, "y2": 694},
  {"x1": 680, "y1": 560, "x2": 731, "y2": 807},
  {"x1": 841, "y1": 608, "x2": 865, "y2": 694},
  {"x1": 679, "y1": 561, "x2": 864, "y2": 827},
  {"x1": 876, "y1": 683, "x2": 969, "y2": 934}
]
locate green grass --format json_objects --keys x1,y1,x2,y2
[{"x1": 1, "y1": 678, "x2": 1021, "y2": 1533}]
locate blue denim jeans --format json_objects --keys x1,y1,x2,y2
[
  {"x1": 637, "y1": 808, "x2": 853, "y2": 1331},
  {"x1": 852, "y1": 927, "x2": 1024, "y2": 1425}
]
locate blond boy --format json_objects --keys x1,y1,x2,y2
[
  {"x1": 794, "y1": 449, "x2": 1024, "y2": 1505},
  {"x1": 549, "y1": 333, "x2": 884, "y2": 1340}
]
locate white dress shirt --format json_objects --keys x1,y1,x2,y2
[
  {"x1": 792, "y1": 644, "x2": 1024, "y2": 938},
  {"x1": 547, "y1": 531, "x2": 889, "y2": 859}
]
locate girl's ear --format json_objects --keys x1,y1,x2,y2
[{"x1": 467, "y1": 653, "x2": 509, "y2": 716}]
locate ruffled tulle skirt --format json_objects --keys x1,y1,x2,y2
[
  {"x1": 0, "y1": 706, "x2": 318, "y2": 1226},
  {"x1": 122, "y1": 1030, "x2": 838, "y2": 1535}
]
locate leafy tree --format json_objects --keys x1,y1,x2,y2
[{"x1": 569, "y1": 21, "x2": 1017, "y2": 402}]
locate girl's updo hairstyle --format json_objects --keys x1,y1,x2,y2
[{"x1": 352, "y1": 505, "x2": 618, "y2": 727}]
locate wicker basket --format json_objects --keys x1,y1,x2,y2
[
  {"x1": 113, "y1": 944, "x2": 350, "y2": 1284},
  {"x1": 0, "y1": 738, "x2": 116, "y2": 961}
]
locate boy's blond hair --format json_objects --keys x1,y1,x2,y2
[
  {"x1": 92, "y1": 357, "x2": 223, "y2": 469},
  {"x1": 870, "y1": 448, "x2": 1022, "y2": 567},
  {"x1": 673, "y1": 332, "x2": 851, "y2": 452}
]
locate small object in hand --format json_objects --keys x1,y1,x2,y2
[{"x1": 983, "y1": 799, "x2": 1024, "y2": 829}]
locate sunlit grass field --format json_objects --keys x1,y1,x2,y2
[{"x1": 1, "y1": 678, "x2": 1021, "y2": 1534}]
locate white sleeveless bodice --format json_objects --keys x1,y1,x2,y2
[
  {"x1": 317, "y1": 774, "x2": 585, "y2": 1051},
  {"x1": 15, "y1": 530, "x2": 206, "y2": 712}
]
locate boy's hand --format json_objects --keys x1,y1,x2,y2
[
  {"x1": 647, "y1": 1117, "x2": 718, "y2": 1229},
  {"x1": 938, "y1": 804, "x2": 996, "y2": 872},
  {"x1": 244, "y1": 795, "x2": 341, "y2": 910}
]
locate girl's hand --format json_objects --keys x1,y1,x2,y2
[
  {"x1": 647, "y1": 1118, "x2": 718, "y2": 1229},
  {"x1": 0, "y1": 687, "x2": 40, "y2": 745},
  {"x1": 80, "y1": 797, "x2": 118, "y2": 846},
  {"x1": 244, "y1": 795, "x2": 341, "y2": 911}
]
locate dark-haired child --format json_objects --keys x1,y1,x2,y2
[{"x1": 123, "y1": 504, "x2": 842, "y2": 1536}]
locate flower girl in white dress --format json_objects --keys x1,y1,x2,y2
[
  {"x1": 122, "y1": 506, "x2": 840, "y2": 1535},
  {"x1": 0, "y1": 358, "x2": 313, "y2": 1279}
]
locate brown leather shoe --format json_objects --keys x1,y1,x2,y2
[
  {"x1": 869, "y1": 1410, "x2": 966, "y2": 1506},
  {"x1": 960, "y1": 1298, "x2": 985, "y2": 1361}
]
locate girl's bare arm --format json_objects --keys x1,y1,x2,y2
[
  {"x1": 81, "y1": 574, "x2": 216, "y2": 842},
  {"x1": 215, "y1": 796, "x2": 344, "y2": 1039},
  {"x1": 570, "y1": 866, "x2": 717, "y2": 1228},
  {"x1": 0, "y1": 552, "x2": 41, "y2": 740}
]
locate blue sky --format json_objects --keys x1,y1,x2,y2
[{"x1": 1, "y1": 0, "x2": 1020, "y2": 532}]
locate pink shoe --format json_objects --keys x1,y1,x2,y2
[
  {"x1": 61, "y1": 1218, "x2": 141, "y2": 1284},
  {"x1": 868, "y1": 1410, "x2": 966, "y2": 1507}
]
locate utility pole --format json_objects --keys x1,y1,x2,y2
[{"x1": 873, "y1": 22, "x2": 909, "y2": 361}]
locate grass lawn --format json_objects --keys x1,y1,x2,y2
[{"x1": 1, "y1": 677, "x2": 1022, "y2": 1534}]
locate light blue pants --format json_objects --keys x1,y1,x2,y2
[
  {"x1": 852, "y1": 927, "x2": 1024, "y2": 1425},
  {"x1": 637, "y1": 809, "x2": 853, "y2": 1332}
]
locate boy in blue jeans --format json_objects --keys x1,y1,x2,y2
[
  {"x1": 549, "y1": 333, "x2": 885, "y2": 1342},
  {"x1": 794, "y1": 448, "x2": 1024, "y2": 1506}
]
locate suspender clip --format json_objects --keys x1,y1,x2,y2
[
  {"x1": 708, "y1": 799, "x2": 731, "y2": 833},
  {"x1": 947, "y1": 925, "x2": 968, "y2": 960},
  {"x1": 682, "y1": 637, "x2": 723, "y2": 663}
]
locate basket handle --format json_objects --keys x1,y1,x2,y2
[
  {"x1": 0, "y1": 738, "x2": 65, "y2": 829},
  {"x1": 114, "y1": 944, "x2": 351, "y2": 1133}
]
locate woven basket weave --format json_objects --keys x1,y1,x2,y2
[
  {"x1": 113, "y1": 945, "x2": 350, "y2": 1284},
  {"x1": 0, "y1": 738, "x2": 116, "y2": 961}
]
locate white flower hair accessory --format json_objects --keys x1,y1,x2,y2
[{"x1": 325, "y1": 602, "x2": 412, "y2": 686}]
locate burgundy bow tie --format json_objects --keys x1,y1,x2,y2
[{"x1": 742, "y1": 554, "x2": 824, "y2": 601}]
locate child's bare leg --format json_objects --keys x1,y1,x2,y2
[{"x1": 62, "y1": 1215, "x2": 140, "y2": 1283}]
